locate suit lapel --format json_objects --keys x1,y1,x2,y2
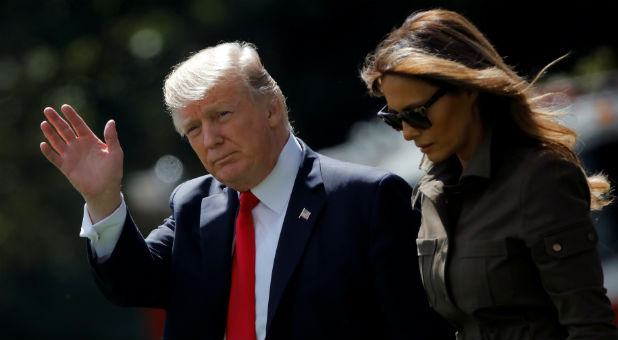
[
  {"x1": 199, "y1": 186, "x2": 238, "y2": 335},
  {"x1": 199, "y1": 186, "x2": 238, "y2": 267},
  {"x1": 266, "y1": 144, "x2": 325, "y2": 332}
]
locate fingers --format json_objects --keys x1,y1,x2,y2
[
  {"x1": 40, "y1": 120, "x2": 67, "y2": 155},
  {"x1": 43, "y1": 107, "x2": 77, "y2": 143},
  {"x1": 61, "y1": 104, "x2": 95, "y2": 138},
  {"x1": 40, "y1": 142, "x2": 62, "y2": 169},
  {"x1": 103, "y1": 120, "x2": 122, "y2": 153}
]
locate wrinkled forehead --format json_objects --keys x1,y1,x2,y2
[{"x1": 189, "y1": 80, "x2": 248, "y2": 111}]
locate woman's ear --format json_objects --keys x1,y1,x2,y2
[
  {"x1": 466, "y1": 90, "x2": 480, "y2": 117},
  {"x1": 467, "y1": 90, "x2": 479, "y2": 107}
]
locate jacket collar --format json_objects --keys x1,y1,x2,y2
[
  {"x1": 460, "y1": 127, "x2": 492, "y2": 181},
  {"x1": 415, "y1": 128, "x2": 493, "y2": 203},
  {"x1": 266, "y1": 137, "x2": 326, "y2": 332}
]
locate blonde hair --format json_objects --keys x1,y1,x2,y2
[
  {"x1": 164, "y1": 41, "x2": 291, "y2": 135},
  {"x1": 361, "y1": 9, "x2": 612, "y2": 210}
]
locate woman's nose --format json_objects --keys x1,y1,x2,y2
[{"x1": 401, "y1": 121, "x2": 422, "y2": 141}]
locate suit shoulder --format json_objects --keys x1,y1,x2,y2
[
  {"x1": 170, "y1": 174, "x2": 225, "y2": 205},
  {"x1": 316, "y1": 153, "x2": 409, "y2": 189}
]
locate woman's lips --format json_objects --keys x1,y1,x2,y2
[{"x1": 416, "y1": 143, "x2": 434, "y2": 153}]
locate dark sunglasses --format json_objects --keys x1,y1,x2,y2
[{"x1": 377, "y1": 88, "x2": 447, "y2": 131}]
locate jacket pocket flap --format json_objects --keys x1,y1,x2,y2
[
  {"x1": 543, "y1": 225, "x2": 597, "y2": 258},
  {"x1": 416, "y1": 238, "x2": 437, "y2": 256}
]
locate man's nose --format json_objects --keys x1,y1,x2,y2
[
  {"x1": 202, "y1": 123, "x2": 224, "y2": 148},
  {"x1": 401, "y1": 121, "x2": 422, "y2": 141}
]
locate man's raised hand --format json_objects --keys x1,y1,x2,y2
[{"x1": 40, "y1": 104, "x2": 124, "y2": 223}]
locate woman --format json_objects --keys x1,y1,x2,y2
[{"x1": 361, "y1": 9, "x2": 617, "y2": 340}]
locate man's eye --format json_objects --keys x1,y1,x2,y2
[
  {"x1": 218, "y1": 111, "x2": 231, "y2": 119},
  {"x1": 186, "y1": 126, "x2": 199, "y2": 136}
]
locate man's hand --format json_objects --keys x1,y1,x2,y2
[{"x1": 40, "y1": 104, "x2": 124, "y2": 223}]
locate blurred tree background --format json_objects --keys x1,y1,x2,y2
[{"x1": 1, "y1": 0, "x2": 616, "y2": 338}]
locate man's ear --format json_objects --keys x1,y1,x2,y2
[{"x1": 267, "y1": 97, "x2": 283, "y2": 127}]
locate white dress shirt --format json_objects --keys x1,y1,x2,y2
[{"x1": 80, "y1": 134, "x2": 302, "y2": 340}]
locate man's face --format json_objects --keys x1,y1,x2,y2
[{"x1": 177, "y1": 79, "x2": 284, "y2": 191}]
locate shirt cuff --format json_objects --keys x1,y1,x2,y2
[{"x1": 80, "y1": 194, "x2": 127, "y2": 260}]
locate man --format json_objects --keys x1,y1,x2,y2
[{"x1": 40, "y1": 41, "x2": 452, "y2": 339}]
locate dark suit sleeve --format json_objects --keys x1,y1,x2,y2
[
  {"x1": 522, "y1": 156, "x2": 617, "y2": 339},
  {"x1": 88, "y1": 188, "x2": 178, "y2": 309},
  {"x1": 369, "y1": 173, "x2": 455, "y2": 339}
]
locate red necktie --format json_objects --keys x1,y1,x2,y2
[{"x1": 226, "y1": 191, "x2": 260, "y2": 340}]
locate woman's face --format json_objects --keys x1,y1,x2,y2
[{"x1": 380, "y1": 73, "x2": 483, "y2": 167}]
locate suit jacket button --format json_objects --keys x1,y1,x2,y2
[
  {"x1": 552, "y1": 243, "x2": 562, "y2": 252},
  {"x1": 588, "y1": 232, "x2": 596, "y2": 241}
]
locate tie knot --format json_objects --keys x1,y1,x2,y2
[{"x1": 239, "y1": 191, "x2": 260, "y2": 211}]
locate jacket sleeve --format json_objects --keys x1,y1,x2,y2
[
  {"x1": 87, "y1": 186, "x2": 180, "y2": 309},
  {"x1": 369, "y1": 173, "x2": 455, "y2": 339},
  {"x1": 522, "y1": 155, "x2": 617, "y2": 339}
]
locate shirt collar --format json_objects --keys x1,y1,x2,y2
[
  {"x1": 250, "y1": 133, "x2": 303, "y2": 214},
  {"x1": 459, "y1": 127, "x2": 492, "y2": 180}
]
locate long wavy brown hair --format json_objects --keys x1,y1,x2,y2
[{"x1": 361, "y1": 9, "x2": 612, "y2": 210}]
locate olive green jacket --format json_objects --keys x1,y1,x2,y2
[{"x1": 413, "y1": 130, "x2": 617, "y2": 340}]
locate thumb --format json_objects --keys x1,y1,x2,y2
[{"x1": 103, "y1": 120, "x2": 122, "y2": 152}]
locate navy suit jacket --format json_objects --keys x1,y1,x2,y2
[{"x1": 89, "y1": 139, "x2": 453, "y2": 339}]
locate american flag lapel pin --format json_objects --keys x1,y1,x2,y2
[{"x1": 299, "y1": 208, "x2": 311, "y2": 220}]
